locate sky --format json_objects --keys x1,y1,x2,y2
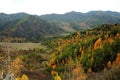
[{"x1": 0, "y1": 0, "x2": 120, "y2": 15}]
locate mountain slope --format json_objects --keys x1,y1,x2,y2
[
  {"x1": 0, "y1": 11, "x2": 120, "y2": 42},
  {"x1": 0, "y1": 15, "x2": 65, "y2": 41},
  {"x1": 46, "y1": 23, "x2": 120, "y2": 80},
  {"x1": 40, "y1": 11, "x2": 120, "y2": 30},
  {"x1": 0, "y1": 12, "x2": 28, "y2": 25},
  {"x1": 1, "y1": 11, "x2": 120, "y2": 33}
]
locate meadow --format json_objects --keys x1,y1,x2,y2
[{"x1": 0, "y1": 42, "x2": 46, "y2": 51}]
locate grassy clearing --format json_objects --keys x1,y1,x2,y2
[{"x1": 0, "y1": 42, "x2": 46, "y2": 50}]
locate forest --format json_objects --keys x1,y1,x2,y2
[
  {"x1": 0, "y1": 23, "x2": 120, "y2": 80},
  {"x1": 45, "y1": 23, "x2": 120, "y2": 80}
]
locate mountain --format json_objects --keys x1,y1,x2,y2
[
  {"x1": 0, "y1": 15, "x2": 64, "y2": 42},
  {"x1": 0, "y1": 11, "x2": 120, "y2": 42},
  {"x1": 40, "y1": 11, "x2": 120, "y2": 30},
  {"x1": 0, "y1": 12, "x2": 29, "y2": 25}
]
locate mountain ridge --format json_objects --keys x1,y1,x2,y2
[
  {"x1": 0, "y1": 15, "x2": 65, "y2": 42},
  {"x1": 40, "y1": 10, "x2": 120, "y2": 29},
  {"x1": 0, "y1": 10, "x2": 120, "y2": 41}
]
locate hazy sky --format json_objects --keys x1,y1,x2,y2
[{"x1": 0, "y1": 0, "x2": 120, "y2": 15}]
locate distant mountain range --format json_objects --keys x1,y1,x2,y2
[
  {"x1": 0, "y1": 15, "x2": 64, "y2": 41},
  {"x1": 40, "y1": 11, "x2": 120, "y2": 30},
  {"x1": 0, "y1": 11, "x2": 120, "y2": 41},
  {"x1": 0, "y1": 12, "x2": 28, "y2": 25}
]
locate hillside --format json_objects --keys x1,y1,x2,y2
[
  {"x1": 46, "y1": 23, "x2": 120, "y2": 80},
  {"x1": 0, "y1": 10, "x2": 120, "y2": 80},
  {"x1": 40, "y1": 11, "x2": 120, "y2": 30},
  {"x1": 0, "y1": 23, "x2": 120, "y2": 80},
  {"x1": 0, "y1": 15, "x2": 65, "y2": 42},
  {"x1": 0, "y1": 11, "x2": 120, "y2": 41},
  {"x1": 0, "y1": 12, "x2": 28, "y2": 25}
]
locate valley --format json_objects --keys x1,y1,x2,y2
[{"x1": 0, "y1": 11, "x2": 120, "y2": 80}]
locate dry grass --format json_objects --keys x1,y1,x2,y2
[{"x1": 0, "y1": 42, "x2": 46, "y2": 51}]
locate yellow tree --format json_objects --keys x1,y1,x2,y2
[
  {"x1": 54, "y1": 73, "x2": 61, "y2": 80},
  {"x1": 116, "y1": 53, "x2": 120, "y2": 65},
  {"x1": 107, "y1": 61, "x2": 112, "y2": 68},
  {"x1": 10, "y1": 57, "x2": 23, "y2": 77},
  {"x1": 94, "y1": 38, "x2": 102, "y2": 50},
  {"x1": 72, "y1": 65, "x2": 87, "y2": 80},
  {"x1": 21, "y1": 74, "x2": 29, "y2": 80},
  {"x1": 51, "y1": 70, "x2": 57, "y2": 76}
]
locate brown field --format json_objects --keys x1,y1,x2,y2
[{"x1": 0, "y1": 42, "x2": 46, "y2": 50}]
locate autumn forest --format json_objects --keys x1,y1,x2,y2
[{"x1": 0, "y1": 11, "x2": 120, "y2": 80}]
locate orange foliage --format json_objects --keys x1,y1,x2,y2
[
  {"x1": 72, "y1": 66, "x2": 83, "y2": 73},
  {"x1": 79, "y1": 47, "x2": 83, "y2": 53},
  {"x1": 11, "y1": 57, "x2": 23, "y2": 77},
  {"x1": 50, "y1": 58, "x2": 55, "y2": 65},
  {"x1": 115, "y1": 33, "x2": 120, "y2": 38},
  {"x1": 107, "y1": 61, "x2": 112, "y2": 68},
  {"x1": 109, "y1": 38, "x2": 114, "y2": 44},
  {"x1": 87, "y1": 68, "x2": 92, "y2": 73},
  {"x1": 52, "y1": 64, "x2": 57, "y2": 70},
  {"x1": 46, "y1": 62, "x2": 51, "y2": 67},
  {"x1": 21, "y1": 74, "x2": 29, "y2": 80},
  {"x1": 116, "y1": 53, "x2": 120, "y2": 65},
  {"x1": 62, "y1": 60, "x2": 65, "y2": 64},
  {"x1": 80, "y1": 50, "x2": 85, "y2": 56},
  {"x1": 54, "y1": 73, "x2": 61, "y2": 80},
  {"x1": 16, "y1": 74, "x2": 29, "y2": 80},
  {"x1": 15, "y1": 78, "x2": 21, "y2": 80},
  {"x1": 51, "y1": 70, "x2": 57, "y2": 76},
  {"x1": 94, "y1": 38, "x2": 102, "y2": 50},
  {"x1": 72, "y1": 66, "x2": 87, "y2": 80}
]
